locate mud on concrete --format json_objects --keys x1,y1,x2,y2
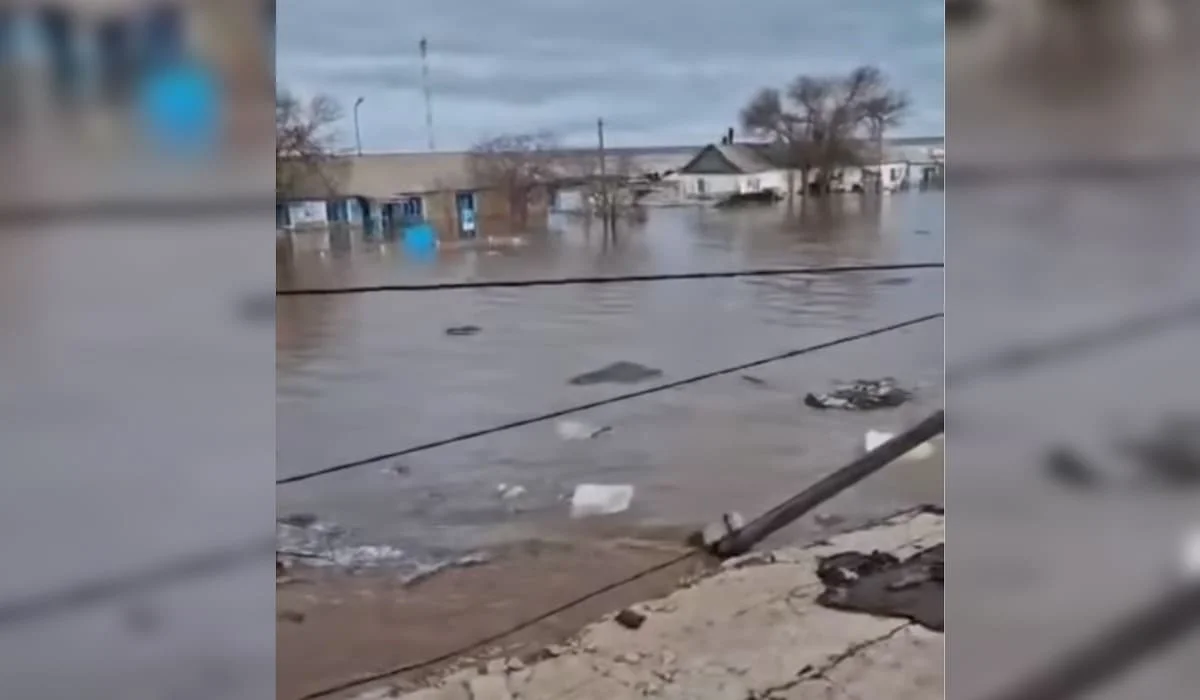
[
  {"x1": 277, "y1": 537, "x2": 709, "y2": 700},
  {"x1": 347, "y1": 509, "x2": 944, "y2": 700}
]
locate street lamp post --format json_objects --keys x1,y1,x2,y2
[{"x1": 353, "y1": 97, "x2": 365, "y2": 155}]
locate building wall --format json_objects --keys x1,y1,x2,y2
[
  {"x1": 675, "y1": 164, "x2": 929, "y2": 198},
  {"x1": 409, "y1": 188, "x2": 548, "y2": 241},
  {"x1": 676, "y1": 171, "x2": 795, "y2": 199},
  {"x1": 676, "y1": 173, "x2": 742, "y2": 199}
]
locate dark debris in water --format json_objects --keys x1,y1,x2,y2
[
  {"x1": 446, "y1": 325, "x2": 482, "y2": 337},
  {"x1": 1044, "y1": 447, "x2": 1102, "y2": 488},
  {"x1": 382, "y1": 462, "x2": 411, "y2": 477},
  {"x1": 816, "y1": 544, "x2": 943, "y2": 631},
  {"x1": 803, "y1": 378, "x2": 913, "y2": 411},
  {"x1": 875, "y1": 277, "x2": 913, "y2": 286},
  {"x1": 277, "y1": 513, "x2": 319, "y2": 529},
  {"x1": 740, "y1": 374, "x2": 769, "y2": 387},
  {"x1": 1044, "y1": 414, "x2": 1200, "y2": 490},
  {"x1": 569, "y1": 361, "x2": 664, "y2": 386}
]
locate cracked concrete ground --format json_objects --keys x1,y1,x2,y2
[{"x1": 354, "y1": 510, "x2": 944, "y2": 700}]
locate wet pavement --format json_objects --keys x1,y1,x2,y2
[{"x1": 276, "y1": 196, "x2": 945, "y2": 565}]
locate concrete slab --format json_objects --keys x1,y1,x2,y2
[{"x1": 360, "y1": 510, "x2": 944, "y2": 700}]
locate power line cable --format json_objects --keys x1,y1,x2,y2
[
  {"x1": 276, "y1": 312, "x2": 945, "y2": 485},
  {"x1": 276, "y1": 262, "x2": 944, "y2": 295}
]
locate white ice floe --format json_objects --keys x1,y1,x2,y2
[
  {"x1": 570, "y1": 483, "x2": 634, "y2": 518},
  {"x1": 1180, "y1": 527, "x2": 1200, "y2": 580},
  {"x1": 864, "y1": 429, "x2": 936, "y2": 462},
  {"x1": 496, "y1": 483, "x2": 527, "y2": 500},
  {"x1": 555, "y1": 419, "x2": 612, "y2": 441}
]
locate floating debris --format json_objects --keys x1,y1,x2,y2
[
  {"x1": 740, "y1": 374, "x2": 769, "y2": 387},
  {"x1": 615, "y1": 608, "x2": 647, "y2": 630},
  {"x1": 381, "y1": 462, "x2": 411, "y2": 477},
  {"x1": 816, "y1": 544, "x2": 943, "y2": 631},
  {"x1": 1044, "y1": 446, "x2": 1102, "y2": 488},
  {"x1": 277, "y1": 610, "x2": 306, "y2": 624},
  {"x1": 1118, "y1": 416, "x2": 1200, "y2": 486},
  {"x1": 277, "y1": 513, "x2": 319, "y2": 529},
  {"x1": 496, "y1": 483, "x2": 527, "y2": 500},
  {"x1": 445, "y1": 325, "x2": 482, "y2": 337},
  {"x1": 803, "y1": 378, "x2": 912, "y2": 411},
  {"x1": 875, "y1": 277, "x2": 912, "y2": 286},
  {"x1": 569, "y1": 361, "x2": 663, "y2": 386},
  {"x1": 555, "y1": 419, "x2": 612, "y2": 440},
  {"x1": 570, "y1": 483, "x2": 635, "y2": 518}
]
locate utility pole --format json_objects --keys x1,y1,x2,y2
[
  {"x1": 353, "y1": 96, "x2": 364, "y2": 155},
  {"x1": 419, "y1": 37, "x2": 435, "y2": 151},
  {"x1": 597, "y1": 117, "x2": 610, "y2": 237}
]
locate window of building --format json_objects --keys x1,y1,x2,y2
[{"x1": 400, "y1": 195, "x2": 424, "y2": 221}]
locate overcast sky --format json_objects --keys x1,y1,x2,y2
[{"x1": 276, "y1": 0, "x2": 944, "y2": 153}]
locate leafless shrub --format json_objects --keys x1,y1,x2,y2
[
  {"x1": 276, "y1": 89, "x2": 344, "y2": 201},
  {"x1": 467, "y1": 131, "x2": 560, "y2": 228}
]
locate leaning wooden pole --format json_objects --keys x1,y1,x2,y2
[{"x1": 716, "y1": 409, "x2": 944, "y2": 558}]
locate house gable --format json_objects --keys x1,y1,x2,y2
[{"x1": 678, "y1": 145, "x2": 746, "y2": 175}]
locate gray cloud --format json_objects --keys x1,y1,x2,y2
[{"x1": 278, "y1": 0, "x2": 944, "y2": 151}]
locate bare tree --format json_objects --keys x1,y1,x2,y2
[
  {"x1": 848, "y1": 68, "x2": 910, "y2": 190},
  {"x1": 467, "y1": 131, "x2": 560, "y2": 229},
  {"x1": 742, "y1": 66, "x2": 910, "y2": 206},
  {"x1": 558, "y1": 150, "x2": 645, "y2": 221},
  {"x1": 741, "y1": 87, "x2": 808, "y2": 213},
  {"x1": 276, "y1": 89, "x2": 344, "y2": 201}
]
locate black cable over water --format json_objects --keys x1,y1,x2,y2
[
  {"x1": 276, "y1": 312, "x2": 945, "y2": 486},
  {"x1": 276, "y1": 262, "x2": 944, "y2": 295}
]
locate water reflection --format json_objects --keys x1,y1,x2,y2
[{"x1": 276, "y1": 197, "x2": 944, "y2": 559}]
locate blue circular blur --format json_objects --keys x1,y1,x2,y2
[{"x1": 139, "y1": 62, "x2": 219, "y2": 155}]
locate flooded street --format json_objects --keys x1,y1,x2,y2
[{"x1": 276, "y1": 195, "x2": 945, "y2": 566}]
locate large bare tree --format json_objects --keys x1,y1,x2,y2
[
  {"x1": 741, "y1": 65, "x2": 909, "y2": 206},
  {"x1": 467, "y1": 131, "x2": 560, "y2": 228},
  {"x1": 276, "y1": 89, "x2": 344, "y2": 201}
]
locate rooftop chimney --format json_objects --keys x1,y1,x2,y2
[{"x1": 727, "y1": 127, "x2": 735, "y2": 144}]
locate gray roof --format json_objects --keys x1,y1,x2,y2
[{"x1": 718, "y1": 144, "x2": 779, "y2": 173}]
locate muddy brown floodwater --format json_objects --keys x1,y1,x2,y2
[{"x1": 276, "y1": 197, "x2": 945, "y2": 697}]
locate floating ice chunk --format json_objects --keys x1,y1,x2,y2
[
  {"x1": 569, "y1": 483, "x2": 634, "y2": 518},
  {"x1": 555, "y1": 419, "x2": 612, "y2": 440},
  {"x1": 864, "y1": 429, "x2": 936, "y2": 462}
]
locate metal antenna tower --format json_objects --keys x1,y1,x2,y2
[{"x1": 419, "y1": 37, "x2": 435, "y2": 151}]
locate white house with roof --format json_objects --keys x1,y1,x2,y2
[{"x1": 674, "y1": 136, "x2": 945, "y2": 201}]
